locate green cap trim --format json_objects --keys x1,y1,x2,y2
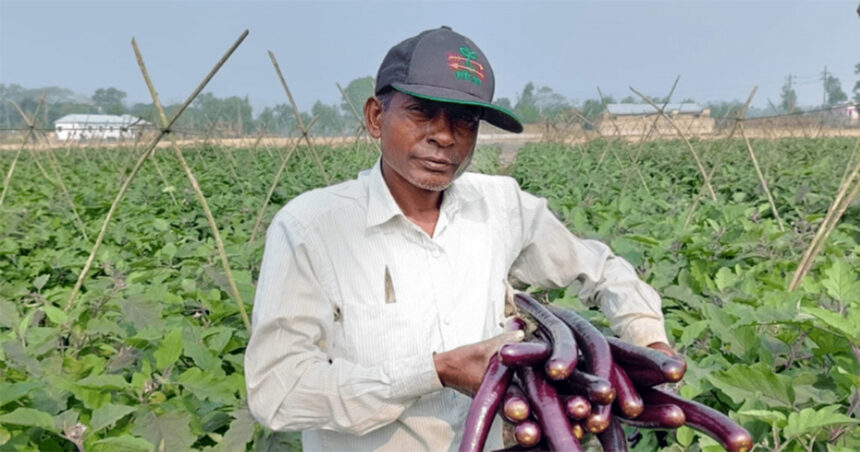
[{"x1": 391, "y1": 86, "x2": 522, "y2": 130}]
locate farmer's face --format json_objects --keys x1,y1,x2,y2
[{"x1": 366, "y1": 91, "x2": 480, "y2": 191}]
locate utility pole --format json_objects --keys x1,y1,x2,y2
[{"x1": 822, "y1": 65, "x2": 828, "y2": 108}]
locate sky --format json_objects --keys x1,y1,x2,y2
[{"x1": 1, "y1": 0, "x2": 859, "y2": 114}]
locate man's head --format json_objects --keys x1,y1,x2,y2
[
  {"x1": 374, "y1": 26, "x2": 522, "y2": 134},
  {"x1": 365, "y1": 27, "x2": 521, "y2": 193}
]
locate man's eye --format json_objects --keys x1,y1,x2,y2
[{"x1": 407, "y1": 105, "x2": 433, "y2": 117}]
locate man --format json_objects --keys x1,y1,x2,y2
[{"x1": 245, "y1": 26, "x2": 675, "y2": 451}]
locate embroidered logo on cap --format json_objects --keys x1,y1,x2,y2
[{"x1": 446, "y1": 46, "x2": 484, "y2": 86}]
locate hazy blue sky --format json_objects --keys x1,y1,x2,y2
[{"x1": 1, "y1": 0, "x2": 859, "y2": 113}]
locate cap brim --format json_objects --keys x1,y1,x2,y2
[{"x1": 391, "y1": 83, "x2": 523, "y2": 133}]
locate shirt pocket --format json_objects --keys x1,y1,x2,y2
[{"x1": 342, "y1": 301, "x2": 427, "y2": 366}]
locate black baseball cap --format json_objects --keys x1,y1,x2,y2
[{"x1": 375, "y1": 26, "x2": 523, "y2": 133}]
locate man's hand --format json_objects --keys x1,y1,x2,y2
[
  {"x1": 433, "y1": 330, "x2": 524, "y2": 397},
  {"x1": 646, "y1": 341, "x2": 679, "y2": 358}
]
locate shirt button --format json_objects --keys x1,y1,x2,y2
[{"x1": 443, "y1": 316, "x2": 451, "y2": 325}]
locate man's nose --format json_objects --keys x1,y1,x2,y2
[{"x1": 426, "y1": 110, "x2": 455, "y2": 147}]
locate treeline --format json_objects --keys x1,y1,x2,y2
[{"x1": 2, "y1": 67, "x2": 858, "y2": 135}]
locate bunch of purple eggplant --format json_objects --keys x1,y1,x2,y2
[{"x1": 459, "y1": 293, "x2": 753, "y2": 452}]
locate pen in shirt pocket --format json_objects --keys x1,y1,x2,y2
[{"x1": 384, "y1": 265, "x2": 397, "y2": 304}]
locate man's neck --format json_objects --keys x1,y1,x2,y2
[{"x1": 381, "y1": 163, "x2": 443, "y2": 237}]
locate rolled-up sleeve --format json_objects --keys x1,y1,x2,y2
[
  {"x1": 508, "y1": 185, "x2": 669, "y2": 347},
  {"x1": 244, "y1": 211, "x2": 442, "y2": 436}
]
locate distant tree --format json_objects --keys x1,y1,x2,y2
[
  {"x1": 257, "y1": 104, "x2": 308, "y2": 135},
  {"x1": 534, "y1": 86, "x2": 570, "y2": 120},
  {"x1": 340, "y1": 76, "x2": 375, "y2": 114},
  {"x1": 853, "y1": 63, "x2": 860, "y2": 103},
  {"x1": 92, "y1": 87, "x2": 127, "y2": 115},
  {"x1": 493, "y1": 97, "x2": 512, "y2": 110},
  {"x1": 127, "y1": 102, "x2": 159, "y2": 124},
  {"x1": 514, "y1": 82, "x2": 540, "y2": 123},
  {"x1": 311, "y1": 101, "x2": 345, "y2": 135},
  {"x1": 680, "y1": 98, "x2": 697, "y2": 104},
  {"x1": 780, "y1": 75, "x2": 798, "y2": 113},
  {"x1": 188, "y1": 92, "x2": 253, "y2": 134},
  {"x1": 822, "y1": 70, "x2": 847, "y2": 107},
  {"x1": 581, "y1": 98, "x2": 607, "y2": 122},
  {"x1": 620, "y1": 96, "x2": 636, "y2": 104}
]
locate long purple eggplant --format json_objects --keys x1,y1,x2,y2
[
  {"x1": 514, "y1": 293, "x2": 578, "y2": 380},
  {"x1": 459, "y1": 356, "x2": 515, "y2": 452},
  {"x1": 565, "y1": 395, "x2": 591, "y2": 420},
  {"x1": 559, "y1": 369, "x2": 616, "y2": 405},
  {"x1": 641, "y1": 388, "x2": 753, "y2": 452},
  {"x1": 513, "y1": 419, "x2": 542, "y2": 448},
  {"x1": 619, "y1": 366, "x2": 676, "y2": 387},
  {"x1": 546, "y1": 305, "x2": 612, "y2": 381},
  {"x1": 502, "y1": 382, "x2": 531, "y2": 423},
  {"x1": 517, "y1": 366, "x2": 582, "y2": 451},
  {"x1": 584, "y1": 403, "x2": 612, "y2": 434},
  {"x1": 597, "y1": 417, "x2": 628, "y2": 451},
  {"x1": 490, "y1": 445, "x2": 550, "y2": 452},
  {"x1": 499, "y1": 342, "x2": 552, "y2": 367},
  {"x1": 618, "y1": 404, "x2": 685, "y2": 429},
  {"x1": 610, "y1": 363, "x2": 643, "y2": 419},
  {"x1": 607, "y1": 337, "x2": 686, "y2": 383}
]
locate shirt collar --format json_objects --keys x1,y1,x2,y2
[{"x1": 364, "y1": 159, "x2": 484, "y2": 230}]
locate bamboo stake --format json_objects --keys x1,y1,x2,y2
[
  {"x1": 132, "y1": 35, "x2": 251, "y2": 331},
  {"x1": 739, "y1": 123, "x2": 785, "y2": 231},
  {"x1": 1, "y1": 95, "x2": 46, "y2": 206},
  {"x1": 681, "y1": 87, "x2": 757, "y2": 229},
  {"x1": 248, "y1": 125, "x2": 312, "y2": 244},
  {"x1": 789, "y1": 140, "x2": 860, "y2": 291},
  {"x1": 11, "y1": 100, "x2": 90, "y2": 240},
  {"x1": 268, "y1": 50, "x2": 330, "y2": 185},
  {"x1": 631, "y1": 86, "x2": 716, "y2": 201},
  {"x1": 336, "y1": 81, "x2": 380, "y2": 154},
  {"x1": 607, "y1": 78, "x2": 679, "y2": 194},
  {"x1": 64, "y1": 30, "x2": 249, "y2": 313}
]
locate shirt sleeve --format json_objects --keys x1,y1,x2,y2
[
  {"x1": 244, "y1": 211, "x2": 443, "y2": 436},
  {"x1": 508, "y1": 184, "x2": 669, "y2": 347}
]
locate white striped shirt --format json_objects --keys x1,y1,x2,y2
[{"x1": 245, "y1": 160, "x2": 668, "y2": 451}]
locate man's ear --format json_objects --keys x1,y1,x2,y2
[{"x1": 364, "y1": 97, "x2": 383, "y2": 139}]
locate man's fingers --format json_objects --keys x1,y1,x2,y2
[{"x1": 497, "y1": 329, "x2": 525, "y2": 345}]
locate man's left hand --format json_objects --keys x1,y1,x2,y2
[{"x1": 646, "y1": 341, "x2": 680, "y2": 358}]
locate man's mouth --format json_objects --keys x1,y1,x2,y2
[{"x1": 418, "y1": 157, "x2": 455, "y2": 172}]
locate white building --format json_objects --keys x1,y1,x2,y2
[{"x1": 54, "y1": 114, "x2": 150, "y2": 141}]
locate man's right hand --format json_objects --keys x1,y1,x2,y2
[{"x1": 432, "y1": 330, "x2": 524, "y2": 397}]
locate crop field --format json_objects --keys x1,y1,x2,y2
[{"x1": 0, "y1": 136, "x2": 858, "y2": 451}]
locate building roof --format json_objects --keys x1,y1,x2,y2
[
  {"x1": 605, "y1": 103, "x2": 705, "y2": 115},
  {"x1": 54, "y1": 114, "x2": 149, "y2": 126}
]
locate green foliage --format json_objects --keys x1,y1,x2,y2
[
  {"x1": 1, "y1": 137, "x2": 859, "y2": 451},
  {"x1": 512, "y1": 137, "x2": 860, "y2": 451},
  {"x1": 339, "y1": 76, "x2": 375, "y2": 128},
  {"x1": 0, "y1": 142, "x2": 379, "y2": 451},
  {"x1": 823, "y1": 70, "x2": 848, "y2": 107},
  {"x1": 92, "y1": 87, "x2": 127, "y2": 115}
]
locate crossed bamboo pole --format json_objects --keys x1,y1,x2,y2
[
  {"x1": 63, "y1": 31, "x2": 250, "y2": 332},
  {"x1": 789, "y1": 138, "x2": 860, "y2": 291},
  {"x1": 682, "y1": 87, "x2": 757, "y2": 229},
  {"x1": 268, "y1": 50, "x2": 330, "y2": 185},
  {"x1": 1, "y1": 94, "x2": 46, "y2": 206},
  {"x1": 248, "y1": 115, "x2": 318, "y2": 245},
  {"x1": 630, "y1": 85, "x2": 716, "y2": 201},
  {"x1": 131, "y1": 36, "x2": 251, "y2": 331},
  {"x1": 336, "y1": 81, "x2": 381, "y2": 154},
  {"x1": 9, "y1": 100, "x2": 90, "y2": 241}
]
